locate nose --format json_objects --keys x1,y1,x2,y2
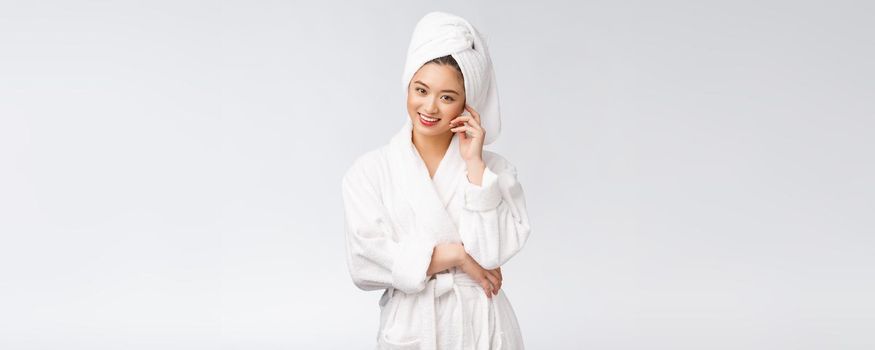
[{"x1": 424, "y1": 98, "x2": 439, "y2": 114}]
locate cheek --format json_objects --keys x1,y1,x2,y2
[
  {"x1": 445, "y1": 102, "x2": 464, "y2": 116},
  {"x1": 406, "y1": 94, "x2": 422, "y2": 108}
]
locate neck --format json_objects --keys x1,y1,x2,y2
[{"x1": 412, "y1": 131, "x2": 453, "y2": 159}]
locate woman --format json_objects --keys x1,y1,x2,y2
[{"x1": 342, "y1": 11, "x2": 532, "y2": 350}]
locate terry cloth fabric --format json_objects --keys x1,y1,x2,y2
[{"x1": 342, "y1": 120, "x2": 532, "y2": 348}]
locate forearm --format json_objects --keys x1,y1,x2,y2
[
  {"x1": 426, "y1": 242, "x2": 465, "y2": 277},
  {"x1": 465, "y1": 159, "x2": 486, "y2": 186},
  {"x1": 459, "y1": 157, "x2": 531, "y2": 270}
]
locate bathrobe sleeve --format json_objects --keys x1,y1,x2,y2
[
  {"x1": 459, "y1": 152, "x2": 532, "y2": 269},
  {"x1": 342, "y1": 156, "x2": 436, "y2": 294}
]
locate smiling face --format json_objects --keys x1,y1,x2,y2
[{"x1": 406, "y1": 62, "x2": 466, "y2": 139}]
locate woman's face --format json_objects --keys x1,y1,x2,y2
[{"x1": 406, "y1": 63, "x2": 466, "y2": 139}]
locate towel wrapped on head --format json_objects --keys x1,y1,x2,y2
[{"x1": 402, "y1": 11, "x2": 501, "y2": 145}]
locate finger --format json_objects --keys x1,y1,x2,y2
[
  {"x1": 481, "y1": 281, "x2": 493, "y2": 298},
  {"x1": 451, "y1": 127, "x2": 483, "y2": 141},
  {"x1": 464, "y1": 104, "x2": 481, "y2": 123},
  {"x1": 449, "y1": 115, "x2": 482, "y2": 130},
  {"x1": 450, "y1": 124, "x2": 472, "y2": 133},
  {"x1": 485, "y1": 270, "x2": 501, "y2": 294},
  {"x1": 450, "y1": 115, "x2": 480, "y2": 129},
  {"x1": 489, "y1": 268, "x2": 502, "y2": 287},
  {"x1": 487, "y1": 268, "x2": 502, "y2": 293},
  {"x1": 449, "y1": 115, "x2": 471, "y2": 125},
  {"x1": 485, "y1": 272, "x2": 500, "y2": 295},
  {"x1": 450, "y1": 125, "x2": 483, "y2": 138}
]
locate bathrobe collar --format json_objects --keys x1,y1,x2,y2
[
  {"x1": 388, "y1": 119, "x2": 488, "y2": 349},
  {"x1": 388, "y1": 119, "x2": 465, "y2": 243}
]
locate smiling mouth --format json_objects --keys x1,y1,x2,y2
[{"x1": 419, "y1": 113, "x2": 440, "y2": 122}]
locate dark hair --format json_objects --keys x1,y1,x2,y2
[{"x1": 426, "y1": 55, "x2": 464, "y2": 84}]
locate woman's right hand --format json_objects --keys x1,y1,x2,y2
[{"x1": 458, "y1": 253, "x2": 502, "y2": 298}]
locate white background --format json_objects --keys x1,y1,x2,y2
[{"x1": 1, "y1": 1, "x2": 873, "y2": 349}]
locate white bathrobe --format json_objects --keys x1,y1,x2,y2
[{"x1": 342, "y1": 119, "x2": 532, "y2": 349}]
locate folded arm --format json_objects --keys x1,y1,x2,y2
[
  {"x1": 343, "y1": 162, "x2": 437, "y2": 294},
  {"x1": 458, "y1": 154, "x2": 532, "y2": 269}
]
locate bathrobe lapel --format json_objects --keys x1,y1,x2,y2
[
  {"x1": 388, "y1": 120, "x2": 465, "y2": 244},
  {"x1": 388, "y1": 120, "x2": 470, "y2": 350},
  {"x1": 431, "y1": 136, "x2": 466, "y2": 213}
]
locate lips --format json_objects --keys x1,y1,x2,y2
[
  {"x1": 418, "y1": 113, "x2": 440, "y2": 127},
  {"x1": 419, "y1": 113, "x2": 440, "y2": 122}
]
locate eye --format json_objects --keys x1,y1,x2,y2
[
  {"x1": 415, "y1": 87, "x2": 426, "y2": 94},
  {"x1": 441, "y1": 95, "x2": 455, "y2": 102}
]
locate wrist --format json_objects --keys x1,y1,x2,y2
[
  {"x1": 453, "y1": 243, "x2": 467, "y2": 267},
  {"x1": 465, "y1": 158, "x2": 485, "y2": 169},
  {"x1": 465, "y1": 160, "x2": 486, "y2": 186}
]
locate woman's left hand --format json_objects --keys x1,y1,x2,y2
[
  {"x1": 450, "y1": 104, "x2": 485, "y2": 163},
  {"x1": 458, "y1": 252, "x2": 502, "y2": 298}
]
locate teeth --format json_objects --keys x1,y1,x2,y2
[{"x1": 420, "y1": 113, "x2": 439, "y2": 122}]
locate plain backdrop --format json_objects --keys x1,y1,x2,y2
[{"x1": 1, "y1": 1, "x2": 873, "y2": 349}]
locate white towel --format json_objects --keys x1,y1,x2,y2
[{"x1": 402, "y1": 11, "x2": 502, "y2": 145}]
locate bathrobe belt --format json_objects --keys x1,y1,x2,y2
[{"x1": 418, "y1": 270, "x2": 492, "y2": 350}]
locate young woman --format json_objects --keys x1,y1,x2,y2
[{"x1": 342, "y1": 12, "x2": 532, "y2": 350}]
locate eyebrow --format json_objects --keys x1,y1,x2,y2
[{"x1": 413, "y1": 80, "x2": 461, "y2": 95}]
